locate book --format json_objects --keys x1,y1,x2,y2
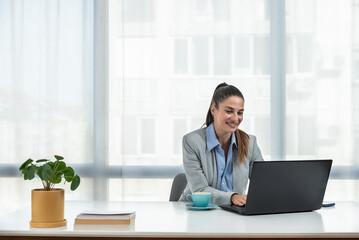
[
  {"x1": 73, "y1": 222, "x2": 135, "y2": 230},
  {"x1": 74, "y1": 210, "x2": 136, "y2": 225}
]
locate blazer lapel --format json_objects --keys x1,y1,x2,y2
[{"x1": 206, "y1": 149, "x2": 218, "y2": 188}]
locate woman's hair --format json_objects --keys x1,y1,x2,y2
[{"x1": 205, "y1": 82, "x2": 249, "y2": 164}]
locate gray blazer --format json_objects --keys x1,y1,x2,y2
[{"x1": 179, "y1": 127, "x2": 263, "y2": 206}]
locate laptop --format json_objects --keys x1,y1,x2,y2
[{"x1": 220, "y1": 159, "x2": 332, "y2": 215}]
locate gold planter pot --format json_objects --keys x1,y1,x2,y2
[{"x1": 30, "y1": 188, "x2": 67, "y2": 228}]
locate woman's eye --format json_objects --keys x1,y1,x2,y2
[{"x1": 226, "y1": 111, "x2": 232, "y2": 114}]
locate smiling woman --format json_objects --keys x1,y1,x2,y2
[
  {"x1": 206, "y1": 83, "x2": 248, "y2": 164},
  {"x1": 180, "y1": 83, "x2": 264, "y2": 207}
]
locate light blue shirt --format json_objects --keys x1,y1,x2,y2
[{"x1": 206, "y1": 123, "x2": 237, "y2": 192}]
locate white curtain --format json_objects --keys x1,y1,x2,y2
[
  {"x1": 0, "y1": 0, "x2": 95, "y2": 214},
  {"x1": 285, "y1": 0, "x2": 359, "y2": 200}
]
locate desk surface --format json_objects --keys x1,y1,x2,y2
[{"x1": 1, "y1": 201, "x2": 359, "y2": 239}]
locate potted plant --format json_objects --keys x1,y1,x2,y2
[{"x1": 19, "y1": 155, "x2": 80, "y2": 228}]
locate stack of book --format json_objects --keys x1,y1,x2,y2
[{"x1": 74, "y1": 210, "x2": 136, "y2": 225}]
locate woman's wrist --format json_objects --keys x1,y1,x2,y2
[{"x1": 230, "y1": 193, "x2": 238, "y2": 204}]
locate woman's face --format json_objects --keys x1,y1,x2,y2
[{"x1": 211, "y1": 96, "x2": 244, "y2": 137}]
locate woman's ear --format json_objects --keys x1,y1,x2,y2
[{"x1": 210, "y1": 104, "x2": 216, "y2": 116}]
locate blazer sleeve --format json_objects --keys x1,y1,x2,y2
[{"x1": 182, "y1": 133, "x2": 234, "y2": 205}]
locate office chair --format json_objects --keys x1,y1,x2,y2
[{"x1": 169, "y1": 173, "x2": 187, "y2": 201}]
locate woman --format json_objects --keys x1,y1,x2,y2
[{"x1": 180, "y1": 83, "x2": 263, "y2": 206}]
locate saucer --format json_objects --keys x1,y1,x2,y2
[{"x1": 186, "y1": 203, "x2": 218, "y2": 210}]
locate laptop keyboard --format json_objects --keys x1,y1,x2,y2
[
  {"x1": 220, "y1": 204, "x2": 246, "y2": 214},
  {"x1": 231, "y1": 204, "x2": 246, "y2": 210}
]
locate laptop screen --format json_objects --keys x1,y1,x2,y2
[{"x1": 244, "y1": 160, "x2": 332, "y2": 215}]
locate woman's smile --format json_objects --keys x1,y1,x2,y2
[{"x1": 226, "y1": 121, "x2": 238, "y2": 129}]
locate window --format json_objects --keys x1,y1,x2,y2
[{"x1": 1, "y1": 0, "x2": 359, "y2": 216}]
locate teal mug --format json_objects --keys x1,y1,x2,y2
[{"x1": 186, "y1": 192, "x2": 211, "y2": 207}]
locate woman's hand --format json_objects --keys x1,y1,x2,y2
[{"x1": 231, "y1": 194, "x2": 247, "y2": 206}]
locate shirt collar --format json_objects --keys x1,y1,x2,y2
[{"x1": 206, "y1": 123, "x2": 237, "y2": 152}]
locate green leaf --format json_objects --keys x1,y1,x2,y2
[
  {"x1": 70, "y1": 175, "x2": 80, "y2": 190},
  {"x1": 27, "y1": 165, "x2": 35, "y2": 180},
  {"x1": 54, "y1": 161, "x2": 66, "y2": 171},
  {"x1": 64, "y1": 167, "x2": 74, "y2": 182},
  {"x1": 54, "y1": 155, "x2": 64, "y2": 160},
  {"x1": 21, "y1": 167, "x2": 28, "y2": 175},
  {"x1": 37, "y1": 165, "x2": 44, "y2": 180},
  {"x1": 23, "y1": 174, "x2": 28, "y2": 180},
  {"x1": 48, "y1": 162, "x2": 54, "y2": 169},
  {"x1": 41, "y1": 164, "x2": 53, "y2": 181},
  {"x1": 36, "y1": 159, "x2": 49, "y2": 163},
  {"x1": 23, "y1": 170, "x2": 29, "y2": 180},
  {"x1": 19, "y1": 158, "x2": 33, "y2": 171},
  {"x1": 53, "y1": 173, "x2": 62, "y2": 184}
]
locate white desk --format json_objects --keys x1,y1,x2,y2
[{"x1": 1, "y1": 201, "x2": 359, "y2": 239}]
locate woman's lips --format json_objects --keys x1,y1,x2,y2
[{"x1": 226, "y1": 122, "x2": 238, "y2": 128}]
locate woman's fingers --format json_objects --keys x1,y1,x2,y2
[{"x1": 232, "y1": 194, "x2": 247, "y2": 206}]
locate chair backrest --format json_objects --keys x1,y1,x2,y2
[{"x1": 169, "y1": 173, "x2": 187, "y2": 201}]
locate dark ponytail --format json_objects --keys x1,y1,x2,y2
[
  {"x1": 205, "y1": 82, "x2": 228, "y2": 126},
  {"x1": 204, "y1": 82, "x2": 249, "y2": 164}
]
